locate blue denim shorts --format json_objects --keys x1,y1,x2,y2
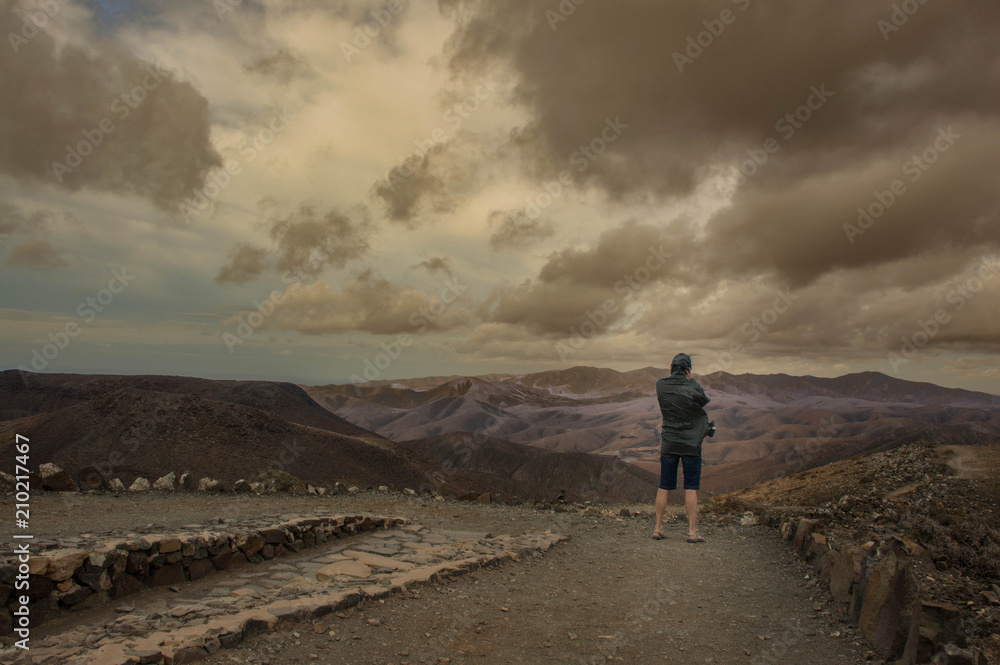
[{"x1": 659, "y1": 454, "x2": 702, "y2": 490}]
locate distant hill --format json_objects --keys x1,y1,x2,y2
[
  {"x1": 0, "y1": 369, "x2": 370, "y2": 436},
  {"x1": 0, "y1": 385, "x2": 472, "y2": 493},
  {"x1": 307, "y1": 367, "x2": 1000, "y2": 495},
  {"x1": 406, "y1": 431, "x2": 659, "y2": 504}
]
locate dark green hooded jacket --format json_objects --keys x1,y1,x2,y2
[{"x1": 656, "y1": 369, "x2": 711, "y2": 457}]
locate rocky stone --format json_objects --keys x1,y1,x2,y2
[
  {"x1": 901, "y1": 601, "x2": 967, "y2": 665},
  {"x1": 54, "y1": 580, "x2": 92, "y2": 605},
  {"x1": 77, "y1": 466, "x2": 109, "y2": 491},
  {"x1": 830, "y1": 546, "x2": 862, "y2": 604},
  {"x1": 0, "y1": 471, "x2": 14, "y2": 492},
  {"x1": 39, "y1": 462, "x2": 79, "y2": 492},
  {"x1": 241, "y1": 534, "x2": 266, "y2": 557},
  {"x1": 233, "y1": 479, "x2": 252, "y2": 494},
  {"x1": 129, "y1": 477, "x2": 152, "y2": 492},
  {"x1": 179, "y1": 472, "x2": 197, "y2": 491},
  {"x1": 158, "y1": 538, "x2": 183, "y2": 554},
  {"x1": 933, "y1": 643, "x2": 977, "y2": 665},
  {"x1": 108, "y1": 478, "x2": 126, "y2": 492},
  {"x1": 198, "y1": 477, "x2": 222, "y2": 492},
  {"x1": 260, "y1": 528, "x2": 289, "y2": 545},
  {"x1": 477, "y1": 493, "x2": 492, "y2": 505},
  {"x1": 149, "y1": 563, "x2": 186, "y2": 587},
  {"x1": 316, "y1": 560, "x2": 371, "y2": 581},
  {"x1": 153, "y1": 472, "x2": 177, "y2": 491},
  {"x1": 792, "y1": 518, "x2": 821, "y2": 553},
  {"x1": 188, "y1": 559, "x2": 215, "y2": 581},
  {"x1": 858, "y1": 550, "x2": 915, "y2": 659},
  {"x1": 111, "y1": 573, "x2": 144, "y2": 599},
  {"x1": 76, "y1": 570, "x2": 114, "y2": 593},
  {"x1": 43, "y1": 548, "x2": 91, "y2": 582},
  {"x1": 806, "y1": 532, "x2": 829, "y2": 560}
]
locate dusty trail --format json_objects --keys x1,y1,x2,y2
[
  {"x1": 199, "y1": 511, "x2": 869, "y2": 664},
  {"x1": 941, "y1": 444, "x2": 998, "y2": 480},
  {"x1": 2, "y1": 493, "x2": 871, "y2": 665}
]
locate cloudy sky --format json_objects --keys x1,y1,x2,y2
[{"x1": 1, "y1": 0, "x2": 999, "y2": 393}]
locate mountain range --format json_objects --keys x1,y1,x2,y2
[
  {"x1": 307, "y1": 366, "x2": 1000, "y2": 494},
  {"x1": 3, "y1": 366, "x2": 997, "y2": 500}
]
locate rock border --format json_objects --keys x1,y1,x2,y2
[
  {"x1": 766, "y1": 511, "x2": 990, "y2": 665},
  {"x1": 0, "y1": 515, "x2": 402, "y2": 637}
]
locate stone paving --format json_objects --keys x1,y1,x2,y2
[{"x1": 2, "y1": 518, "x2": 567, "y2": 665}]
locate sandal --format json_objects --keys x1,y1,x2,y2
[
  {"x1": 686, "y1": 535, "x2": 705, "y2": 543},
  {"x1": 652, "y1": 530, "x2": 665, "y2": 541}
]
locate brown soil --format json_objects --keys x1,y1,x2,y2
[{"x1": 1, "y1": 492, "x2": 872, "y2": 664}]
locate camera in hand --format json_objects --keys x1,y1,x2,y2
[{"x1": 706, "y1": 421, "x2": 717, "y2": 438}]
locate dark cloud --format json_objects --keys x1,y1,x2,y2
[
  {"x1": 487, "y1": 209, "x2": 553, "y2": 251},
  {"x1": 371, "y1": 144, "x2": 457, "y2": 225},
  {"x1": 215, "y1": 205, "x2": 372, "y2": 283},
  {"x1": 216, "y1": 243, "x2": 269, "y2": 284},
  {"x1": 440, "y1": 0, "x2": 1000, "y2": 285},
  {"x1": 269, "y1": 205, "x2": 373, "y2": 278},
  {"x1": 412, "y1": 256, "x2": 454, "y2": 276},
  {"x1": 257, "y1": 270, "x2": 474, "y2": 335},
  {"x1": 6, "y1": 239, "x2": 68, "y2": 271},
  {"x1": 0, "y1": 1, "x2": 222, "y2": 212},
  {"x1": 482, "y1": 221, "x2": 678, "y2": 335}
]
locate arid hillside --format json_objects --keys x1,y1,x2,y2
[
  {"x1": 0, "y1": 369, "x2": 370, "y2": 437},
  {"x1": 406, "y1": 431, "x2": 659, "y2": 504},
  {"x1": 0, "y1": 386, "x2": 474, "y2": 494},
  {"x1": 308, "y1": 367, "x2": 1000, "y2": 493}
]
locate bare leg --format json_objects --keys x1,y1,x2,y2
[
  {"x1": 685, "y1": 489, "x2": 698, "y2": 537},
  {"x1": 654, "y1": 488, "x2": 669, "y2": 533}
]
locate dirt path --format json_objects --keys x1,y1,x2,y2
[
  {"x1": 3, "y1": 494, "x2": 872, "y2": 664},
  {"x1": 203, "y1": 515, "x2": 869, "y2": 664},
  {"x1": 940, "y1": 444, "x2": 998, "y2": 480}
]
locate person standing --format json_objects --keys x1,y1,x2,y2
[{"x1": 653, "y1": 353, "x2": 715, "y2": 543}]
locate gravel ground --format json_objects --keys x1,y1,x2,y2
[{"x1": 2, "y1": 492, "x2": 874, "y2": 665}]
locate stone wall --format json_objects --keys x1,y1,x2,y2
[
  {"x1": 773, "y1": 513, "x2": 989, "y2": 665},
  {"x1": 0, "y1": 514, "x2": 402, "y2": 636}
]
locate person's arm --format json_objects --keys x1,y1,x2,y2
[{"x1": 693, "y1": 383, "x2": 710, "y2": 408}]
